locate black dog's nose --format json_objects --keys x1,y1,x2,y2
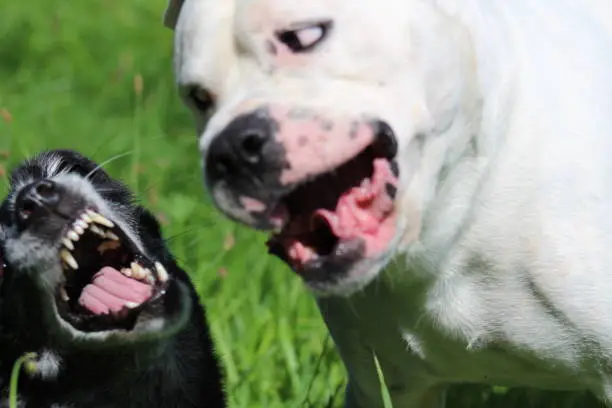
[
  {"x1": 15, "y1": 180, "x2": 61, "y2": 228},
  {"x1": 205, "y1": 109, "x2": 284, "y2": 187}
]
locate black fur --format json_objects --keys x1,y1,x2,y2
[{"x1": 0, "y1": 150, "x2": 225, "y2": 408}]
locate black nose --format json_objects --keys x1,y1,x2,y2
[
  {"x1": 205, "y1": 109, "x2": 284, "y2": 188},
  {"x1": 15, "y1": 180, "x2": 61, "y2": 229}
]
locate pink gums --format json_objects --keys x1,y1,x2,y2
[
  {"x1": 286, "y1": 158, "x2": 398, "y2": 265},
  {"x1": 79, "y1": 267, "x2": 153, "y2": 315}
]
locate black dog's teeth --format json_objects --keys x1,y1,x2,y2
[{"x1": 57, "y1": 208, "x2": 170, "y2": 306}]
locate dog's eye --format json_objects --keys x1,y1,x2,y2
[
  {"x1": 186, "y1": 86, "x2": 215, "y2": 114},
  {"x1": 276, "y1": 20, "x2": 333, "y2": 53}
]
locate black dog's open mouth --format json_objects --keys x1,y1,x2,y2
[
  {"x1": 55, "y1": 208, "x2": 170, "y2": 332},
  {"x1": 266, "y1": 122, "x2": 399, "y2": 277}
]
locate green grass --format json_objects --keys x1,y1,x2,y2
[{"x1": 0, "y1": 1, "x2": 608, "y2": 407}]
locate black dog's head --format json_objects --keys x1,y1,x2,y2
[{"x1": 0, "y1": 150, "x2": 192, "y2": 349}]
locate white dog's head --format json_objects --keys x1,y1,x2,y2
[{"x1": 166, "y1": 0, "x2": 480, "y2": 295}]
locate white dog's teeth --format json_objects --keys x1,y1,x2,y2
[
  {"x1": 62, "y1": 238, "x2": 74, "y2": 251},
  {"x1": 67, "y1": 230, "x2": 80, "y2": 242},
  {"x1": 73, "y1": 225, "x2": 85, "y2": 236},
  {"x1": 124, "y1": 301, "x2": 139, "y2": 309},
  {"x1": 81, "y1": 213, "x2": 92, "y2": 223},
  {"x1": 155, "y1": 262, "x2": 169, "y2": 282},
  {"x1": 105, "y1": 231, "x2": 119, "y2": 241},
  {"x1": 86, "y1": 210, "x2": 114, "y2": 228},
  {"x1": 89, "y1": 225, "x2": 107, "y2": 238},
  {"x1": 60, "y1": 249, "x2": 79, "y2": 270},
  {"x1": 60, "y1": 287, "x2": 70, "y2": 302},
  {"x1": 121, "y1": 268, "x2": 133, "y2": 278}
]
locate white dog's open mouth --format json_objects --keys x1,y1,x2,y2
[
  {"x1": 55, "y1": 208, "x2": 170, "y2": 332},
  {"x1": 266, "y1": 129, "x2": 399, "y2": 278}
]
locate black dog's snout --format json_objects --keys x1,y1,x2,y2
[
  {"x1": 15, "y1": 180, "x2": 61, "y2": 228},
  {"x1": 205, "y1": 109, "x2": 285, "y2": 188}
]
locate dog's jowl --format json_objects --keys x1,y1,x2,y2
[{"x1": 0, "y1": 150, "x2": 225, "y2": 408}]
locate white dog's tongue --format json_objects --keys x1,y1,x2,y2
[
  {"x1": 312, "y1": 158, "x2": 397, "y2": 248},
  {"x1": 78, "y1": 267, "x2": 153, "y2": 315}
]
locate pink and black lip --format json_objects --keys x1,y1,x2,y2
[
  {"x1": 205, "y1": 108, "x2": 400, "y2": 282},
  {"x1": 13, "y1": 179, "x2": 172, "y2": 333}
]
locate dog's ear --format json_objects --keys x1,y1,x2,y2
[{"x1": 163, "y1": 0, "x2": 185, "y2": 30}]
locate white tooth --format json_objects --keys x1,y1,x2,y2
[
  {"x1": 155, "y1": 262, "x2": 169, "y2": 282},
  {"x1": 131, "y1": 262, "x2": 144, "y2": 279},
  {"x1": 142, "y1": 268, "x2": 155, "y2": 284},
  {"x1": 60, "y1": 249, "x2": 78, "y2": 270},
  {"x1": 74, "y1": 219, "x2": 88, "y2": 230},
  {"x1": 67, "y1": 230, "x2": 80, "y2": 242},
  {"x1": 62, "y1": 238, "x2": 74, "y2": 251},
  {"x1": 89, "y1": 225, "x2": 106, "y2": 238},
  {"x1": 125, "y1": 302, "x2": 139, "y2": 309},
  {"x1": 60, "y1": 287, "x2": 69, "y2": 302},
  {"x1": 87, "y1": 210, "x2": 114, "y2": 228},
  {"x1": 105, "y1": 231, "x2": 119, "y2": 241},
  {"x1": 97, "y1": 240, "x2": 121, "y2": 254},
  {"x1": 121, "y1": 268, "x2": 133, "y2": 277},
  {"x1": 74, "y1": 225, "x2": 85, "y2": 235},
  {"x1": 80, "y1": 213, "x2": 92, "y2": 223}
]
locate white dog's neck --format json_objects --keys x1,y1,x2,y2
[{"x1": 390, "y1": 1, "x2": 510, "y2": 283}]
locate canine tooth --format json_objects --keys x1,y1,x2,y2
[
  {"x1": 67, "y1": 230, "x2": 80, "y2": 242},
  {"x1": 62, "y1": 238, "x2": 74, "y2": 251},
  {"x1": 105, "y1": 231, "x2": 119, "y2": 241},
  {"x1": 87, "y1": 210, "x2": 114, "y2": 228},
  {"x1": 80, "y1": 213, "x2": 92, "y2": 223},
  {"x1": 125, "y1": 302, "x2": 139, "y2": 309},
  {"x1": 60, "y1": 287, "x2": 69, "y2": 302},
  {"x1": 131, "y1": 262, "x2": 145, "y2": 279},
  {"x1": 155, "y1": 262, "x2": 169, "y2": 282},
  {"x1": 60, "y1": 250, "x2": 78, "y2": 270},
  {"x1": 74, "y1": 225, "x2": 85, "y2": 235},
  {"x1": 89, "y1": 225, "x2": 107, "y2": 238},
  {"x1": 121, "y1": 268, "x2": 133, "y2": 277}
]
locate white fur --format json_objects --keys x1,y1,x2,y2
[
  {"x1": 167, "y1": 0, "x2": 612, "y2": 406},
  {"x1": 27, "y1": 350, "x2": 63, "y2": 381}
]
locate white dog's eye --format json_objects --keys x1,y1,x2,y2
[
  {"x1": 185, "y1": 86, "x2": 215, "y2": 114},
  {"x1": 276, "y1": 20, "x2": 333, "y2": 53}
]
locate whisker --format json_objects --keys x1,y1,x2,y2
[{"x1": 85, "y1": 151, "x2": 134, "y2": 180}]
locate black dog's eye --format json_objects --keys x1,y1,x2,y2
[
  {"x1": 276, "y1": 20, "x2": 333, "y2": 53},
  {"x1": 186, "y1": 86, "x2": 215, "y2": 114}
]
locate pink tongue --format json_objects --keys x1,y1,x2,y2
[
  {"x1": 78, "y1": 267, "x2": 153, "y2": 315},
  {"x1": 310, "y1": 158, "x2": 398, "y2": 256}
]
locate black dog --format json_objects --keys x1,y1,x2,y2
[{"x1": 0, "y1": 150, "x2": 225, "y2": 408}]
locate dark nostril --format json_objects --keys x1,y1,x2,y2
[
  {"x1": 34, "y1": 180, "x2": 57, "y2": 201},
  {"x1": 15, "y1": 180, "x2": 61, "y2": 227},
  {"x1": 18, "y1": 200, "x2": 36, "y2": 223},
  {"x1": 32, "y1": 180, "x2": 60, "y2": 205},
  {"x1": 213, "y1": 155, "x2": 235, "y2": 176},
  {"x1": 240, "y1": 131, "x2": 266, "y2": 162}
]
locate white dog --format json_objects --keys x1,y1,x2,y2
[{"x1": 164, "y1": 1, "x2": 612, "y2": 406}]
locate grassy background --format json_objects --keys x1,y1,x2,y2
[{"x1": 0, "y1": 1, "x2": 606, "y2": 407}]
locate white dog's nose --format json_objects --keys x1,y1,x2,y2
[{"x1": 205, "y1": 108, "x2": 286, "y2": 194}]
